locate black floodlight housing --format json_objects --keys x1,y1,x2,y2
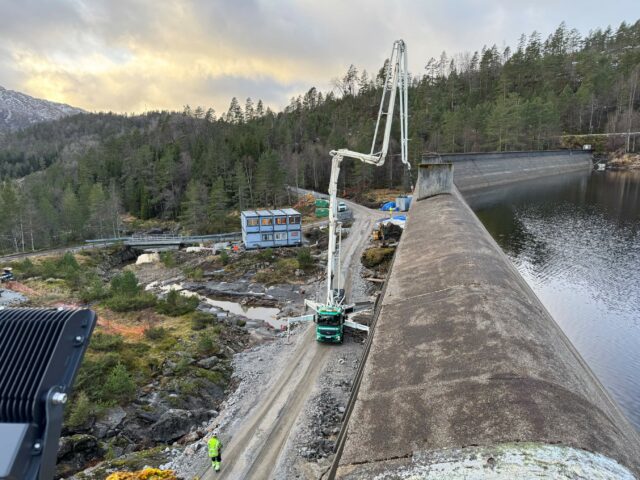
[{"x1": 0, "y1": 308, "x2": 96, "y2": 480}]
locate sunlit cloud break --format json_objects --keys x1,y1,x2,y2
[{"x1": 0, "y1": 0, "x2": 634, "y2": 113}]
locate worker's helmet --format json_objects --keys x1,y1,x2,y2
[{"x1": 213, "y1": 429, "x2": 219, "y2": 437}]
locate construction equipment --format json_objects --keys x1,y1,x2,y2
[
  {"x1": 0, "y1": 308, "x2": 97, "y2": 480},
  {"x1": 0, "y1": 268, "x2": 13, "y2": 283},
  {"x1": 306, "y1": 40, "x2": 411, "y2": 343}
]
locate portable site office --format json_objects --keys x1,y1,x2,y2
[{"x1": 241, "y1": 208, "x2": 302, "y2": 249}]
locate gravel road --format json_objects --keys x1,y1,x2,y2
[{"x1": 194, "y1": 194, "x2": 383, "y2": 480}]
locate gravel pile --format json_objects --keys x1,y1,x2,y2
[
  {"x1": 0, "y1": 288, "x2": 27, "y2": 306},
  {"x1": 274, "y1": 337, "x2": 363, "y2": 479},
  {"x1": 299, "y1": 390, "x2": 342, "y2": 460}
]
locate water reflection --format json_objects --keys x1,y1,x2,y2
[
  {"x1": 203, "y1": 298, "x2": 283, "y2": 329},
  {"x1": 468, "y1": 170, "x2": 640, "y2": 430}
]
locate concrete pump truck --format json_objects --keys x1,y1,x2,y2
[{"x1": 305, "y1": 40, "x2": 411, "y2": 343}]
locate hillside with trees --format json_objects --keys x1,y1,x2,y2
[
  {"x1": 0, "y1": 20, "x2": 638, "y2": 253},
  {"x1": 0, "y1": 85, "x2": 84, "y2": 133}
]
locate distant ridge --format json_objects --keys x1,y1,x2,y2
[{"x1": 0, "y1": 85, "x2": 84, "y2": 133}]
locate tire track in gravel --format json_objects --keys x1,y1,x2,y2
[{"x1": 205, "y1": 195, "x2": 382, "y2": 480}]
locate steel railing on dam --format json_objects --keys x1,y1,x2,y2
[{"x1": 331, "y1": 157, "x2": 640, "y2": 478}]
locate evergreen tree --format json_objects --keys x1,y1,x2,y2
[
  {"x1": 208, "y1": 178, "x2": 228, "y2": 233},
  {"x1": 0, "y1": 19, "x2": 638, "y2": 254},
  {"x1": 87, "y1": 184, "x2": 108, "y2": 237},
  {"x1": 234, "y1": 161, "x2": 250, "y2": 211},
  {"x1": 227, "y1": 97, "x2": 244, "y2": 124},
  {"x1": 244, "y1": 98, "x2": 255, "y2": 121},
  {"x1": 61, "y1": 186, "x2": 83, "y2": 240},
  {"x1": 180, "y1": 180, "x2": 208, "y2": 234},
  {"x1": 256, "y1": 100, "x2": 265, "y2": 117}
]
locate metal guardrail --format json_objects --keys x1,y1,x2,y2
[
  {"x1": 85, "y1": 232, "x2": 242, "y2": 246},
  {"x1": 86, "y1": 221, "x2": 330, "y2": 248}
]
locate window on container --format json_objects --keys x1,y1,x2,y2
[
  {"x1": 247, "y1": 218, "x2": 259, "y2": 226},
  {"x1": 275, "y1": 217, "x2": 287, "y2": 225},
  {"x1": 289, "y1": 216, "x2": 300, "y2": 224},
  {"x1": 275, "y1": 232, "x2": 287, "y2": 240},
  {"x1": 261, "y1": 217, "x2": 272, "y2": 226},
  {"x1": 261, "y1": 234, "x2": 273, "y2": 241}
]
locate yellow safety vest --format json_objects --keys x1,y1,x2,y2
[{"x1": 208, "y1": 437, "x2": 221, "y2": 456}]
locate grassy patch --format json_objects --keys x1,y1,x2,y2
[
  {"x1": 183, "y1": 266, "x2": 204, "y2": 280},
  {"x1": 255, "y1": 255, "x2": 309, "y2": 285},
  {"x1": 66, "y1": 391, "x2": 93, "y2": 428},
  {"x1": 197, "y1": 330, "x2": 221, "y2": 356},
  {"x1": 79, "y1": 275, "x2": 111, "y2": 303},
  {"x1": 10, "y1": 253, "x2": 92, "y2": 290},
  {"x1": 104, "y1": 293, "x2": 157, "y2": 312},
  {"x1": 190, "y1": 311, "x2": 217, "y2": 331},
  {"x1": 91, "y1": 333, "x2": 125, "y2": 352},
  {"x1": 296, "y1": 247, "x2": 314, "y2": 271},
  {"x1": 103, "y1": 271, "x2": 157, "y2": 312},
  {"x1": 361, "y1": 247, "x2": 396, "y2": 269},
  {"x1": 155, "y1": 290, "x2": 199, "y2": 316},
  {"x1": 143, "y1": 326, "x2": 167, "y2": 340}
]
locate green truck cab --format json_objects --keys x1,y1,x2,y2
[{"x1": 315, "y1": 306, "x2": 344, "y2": 343}]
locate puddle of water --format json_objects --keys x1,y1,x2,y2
[
  {"x1": 203, "y1": 298, "x2": 283, "y2": 330},
  {"x1": 157, "y1": 282, "x2": 285, "y2": 330}
]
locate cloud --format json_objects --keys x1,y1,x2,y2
[{"x1": 0, "y1": 0, "x2": 635, "y2": 113}]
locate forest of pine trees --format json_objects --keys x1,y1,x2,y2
[{"x1": 0, "y1": 20, "x2": 638, "y2": 253}]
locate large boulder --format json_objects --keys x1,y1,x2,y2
[
  {"x1": 136, "y1": 252, "x2": 160, "y2": 265},
  {"x1": 149, "y1": 408, "x2": 214, "y2": 443},
  {"x1": 93, "y1": 406, "x2": 127, "y2": 439},
  {"x1": 197, "y1": 355, "x2": 220, "y2": 369},
  {"x1": 149, "y1": 409, "x2": 196, "y2": 442}
]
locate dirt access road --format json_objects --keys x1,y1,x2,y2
[
  {"x1": 0, "y1": 243, "x2": 114, "y2": 263},
  {"x1": 204, "y1": 194, "x2": 384, "y2": 480}
]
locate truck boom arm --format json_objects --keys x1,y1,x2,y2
[{"x1": 325, "y1": 40, "x2": 410, "y2": 307}]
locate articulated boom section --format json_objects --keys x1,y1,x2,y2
[{"x1": 314, "y1": 39, "x2": 410, "y2": 343}]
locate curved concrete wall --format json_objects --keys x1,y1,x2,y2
[
  {"x1": 334, "y1": 187, "x2": 640, "y2": 478},
  {"x1": 439, "y1": 150, "x2": 592, "y2": 192}
]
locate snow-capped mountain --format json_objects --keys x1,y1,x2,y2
[{"x1": 0, "y1": 85, "x2": 84, "y2": 133}]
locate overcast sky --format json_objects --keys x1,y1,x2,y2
[{"x1": 0, "y1": 0, "x2": 636, "y2": 114}]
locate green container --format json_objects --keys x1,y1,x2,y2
[
  {"x1": 315, "y1": 207, "x2": 329, "y2": 218},
  {"x1": 315, "y1": 199, "x2": 329, "y2": 208}
]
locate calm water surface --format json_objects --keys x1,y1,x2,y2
[{"x1": 467, "y1": 170, "x2": 640, "y2": 430}]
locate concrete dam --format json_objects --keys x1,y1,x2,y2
[{"x1": 332, "y1": 150, "x2": 640, "y2": 478}]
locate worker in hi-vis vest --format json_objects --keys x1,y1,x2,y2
[{"x1": 208, "y1": 432, "x2": 223, "y2": 472}]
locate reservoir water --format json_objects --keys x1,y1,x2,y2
[{"x1": 467, "y1": 170, "x2": 640, "y2": 430}]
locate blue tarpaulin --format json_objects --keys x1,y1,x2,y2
[{"x1": 380, "y1": 201, "x2": 399, "y2": 211}]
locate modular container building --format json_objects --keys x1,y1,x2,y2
[
  {"x1": 241, "y1": 208, "x2": 302, "y2": 249},
  {"x1": 396, "y1": 195, "x2": 413, "y2": 212}
]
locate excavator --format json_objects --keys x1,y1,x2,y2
[{"x1": 305, "y1": 40, "x2": 412, "y2": 343}]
